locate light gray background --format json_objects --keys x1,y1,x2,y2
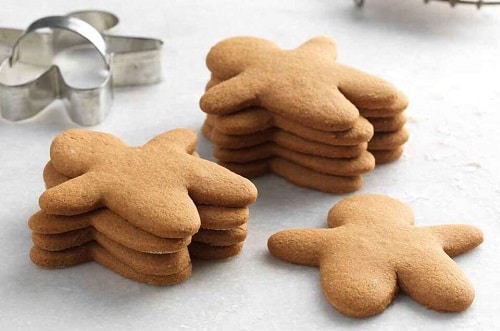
[{"x1": 1, "y1": 0, "x2": 499, "y2": 330}]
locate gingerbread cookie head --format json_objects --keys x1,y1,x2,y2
[
  {"x1": 268, "y1": 194, "x2": 483, "y2": 318},
  {"x1": 327, "y1": 194, "x2": 415, "y2": 227},
  {"x1": 205, "y1": 36, "x2": 282, "y2": 80},
  {"x1": 200, "y1": 36, "x2": 407, "y2": 131},
  {"x1": 40, "y1": 129, "x2": 258, "y2": 238}
]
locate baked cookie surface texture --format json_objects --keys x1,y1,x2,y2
[
  {"x1": 200, "y1": 36, "x2": 409, "y2": 193},
  {"x1": 29, "y1": 129, "x2": 257, "y2": 285},
  {"x1": 268, "y1": 194, "x2": 483, "y2": 317}
]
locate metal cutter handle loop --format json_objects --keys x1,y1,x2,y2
[{"x1": 9, "y1": 15, "x2": 109, "y2": 68}]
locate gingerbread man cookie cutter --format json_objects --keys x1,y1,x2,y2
[{"x1": 0, "y1": 10, "x2": 163, "y2": 126}]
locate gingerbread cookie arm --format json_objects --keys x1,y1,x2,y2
[
  {"x1": 213, "y1": 108, "x2": 273, "y2": 135},
  {"x1": 320, "y1": 256, "x2": 397, "y2": 318},
  {"x1": 267, "y1": 229, "x2": 333, "y2": 267},
  {"x1": 295, "y1": 36, "x2": 337, "y2": 60},
  {"x1": 50, "y1": 129, "x2": 124, "y2": 178},
  {"x1": 39, "y1": 174, "x2": 104, "y2": 215},
  {"x1": 187, "y1": 158, "x2": 257, "y2": 207},
  {"x1": 336, "y1": 64, "x2": 408, "y2": 111},
  {"x1": 43, "y1": 162, "x2": 69, "y2": 188},
  {"x1": 205, "y1": 79, "x2": 217, "y2": 91},
  {"x1": 200, "y1": 73, "x2": 266, "y2": 114},
  {"x1": 29, "y1": 210, "x2": 89, "y2": 234},
  {"x1": 397, "y1": 252, "x2": 475, "y2": 312},
  {"x1": 145, "y1": 129, "x2": 198, "y2": 154},
  {"x1": 420, "y1": 225, "x2": 483, "y2": 257}
]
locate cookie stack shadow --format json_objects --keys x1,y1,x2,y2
[{"x1": 28, "y1": 129, "x2": 257, "y2": 285}]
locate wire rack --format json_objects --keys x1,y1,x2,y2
[{"x1": 354, "y1": 0, "x2": 500, "y2": 8}]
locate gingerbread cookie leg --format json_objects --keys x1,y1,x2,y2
[
  {"x1": 187, "y1": 158, "x2": 258, "y2": 207},
  {"x1": 367, "y1": 114, "x2": 407, "y2": 132},
  {"x1": 197, "y1": 206, "x2": 249, "y2": 230},
  {"x1": 368, "y1": 128, "x2": 409, "y2": 151},
  {"x1": 210, "y1": 108, "x2": 273, "y2": 135},
  {"x1": 320, "y1": 255, "x2": 397, "y2": 317},
  {"x1": 397, "y1": 254, "x2": 474, "y2": 312},
  {"x1": 370, "y1": 148, "x2": 404, "y2": 165},
  {"x1": 270, "y1": 158, "x2": 363, "y2": 193},
  {"x1": 193, "y1": 225, "x2": 247, "y2": 246},
  {"x1": 188, "y1": 242, "x2": 244, "y2": 260}
]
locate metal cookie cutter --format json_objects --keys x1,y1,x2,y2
[{"x1": 0, "y1": 10, "x2": 163, "y2": 126}]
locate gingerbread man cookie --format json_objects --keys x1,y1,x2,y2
[
  {"x1": 39, "y1": 129, "x2": 258, "y2": 238},
  {"x1": 268, "y1": 194, "x2": 483, "y2": 317},
  {"x1": 200, "y1": 36, "x2": 407, "y2": 131}
]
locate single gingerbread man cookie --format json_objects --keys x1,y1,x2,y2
[
  {"x1": 268, "y1": 194, "x2": 483, "y2": 318},
  {"x1": 200, "y1": 36, "x2": 407, "y2": 131}
]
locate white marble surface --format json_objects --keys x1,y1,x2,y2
[{"x1": 1, "y1": 0, "x2": 499, "y2": 330}]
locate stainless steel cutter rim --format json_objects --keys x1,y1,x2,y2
[
  {"x1": 68, "y1": 10, "x2": 119, "y2": 33},
  {"x1": 0, "y1": 10, "x2": 163, "y2": 126},
  {"x1": 9, "y1": 15, "x2": 109, "y2": 68},
  {"x1": 2, "y1": 15, "x2": 112, "y2": 91},
  {"x1": 0, "y1": 14, "x2": 113, "y2": 125}
]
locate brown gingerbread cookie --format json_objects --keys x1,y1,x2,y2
[
  {"x1": 30, "y1": 210, "x2": 191, "y2": 254},
  {"x1": 219, "y1": 158, "x2": 364, "y2": 193},
  {"x1": 205, "y1": 116, "x2": 369, "y2": 152},
  {"x1": 359, "y1": 107, "x2": 406, "y2": 118},
  {"x1": 367, "y1": 114, "x2": 407, "y2": 132},
  {"x1": 188, "y1": 242, "x2": 245, "y2": 260},
  {"x1": 42, "y1": 161, "x2": 251, "y2": 234},
  {"x1": 192, "y1": 224, "x2": 247, "y2": 246},
  {"x1": 214, "y1": 146, "x2": 375, "y2": 177},
  {"x1": 204, "y1": 109, "x2": 374, "y2": 146},
  {"x1": 213, "y1": 142, "x2": 366, "y2": 162},
  {"x1": 268, "y1": 194, "x2": 483, "y2": 317},
  {"x1": 203, "y1": 102, "x2": 373, "y2": 145},
  {"x1": 32, "y1": 230, "x2": 191, "y2": 276},
  {"x1": 39, "y1": 129, "x2": 257, "y2": 238},
  {"x1": 368, "y1": 128, "x2": 409, "y2": 151},
  {"x1": 200, "y1": 37, "x2": 407, "y2": 131},
  {"x1": 31, "y1": 211, "x2": 248, "y2": 252},
  {"x1": 30, "y1": 244, "x2": 193, "y2": 286},
  {"x1": 371, "y1": 147, "x2": 405, "y2": 165}
]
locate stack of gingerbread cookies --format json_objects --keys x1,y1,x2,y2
[
  {"x1": 199, "y1": 36, "x2": 409, "y2": 193},
  {"x1": 29, "y1": 128, "x2": 257, "y2": 285},
  {"x1": 363, "y1": 107, "x2": 409, "y2": 164},
  {"x1": 202, "y1": 106, "x2": 375, "y2": 193}
]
